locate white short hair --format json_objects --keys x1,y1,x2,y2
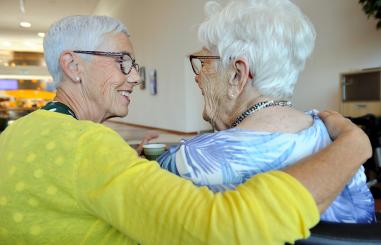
[
  {"x1": 198, "y1": 0, "x2": 316, "y2": 99},
  {"x1": 43, "y1": 15, "x2": 129, "y2": 86}
]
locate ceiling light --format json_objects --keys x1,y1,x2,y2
[
  {"x1": 19, "y1": 21, "x2": 31, "y2": 28},
  {"x1": 37, "y1": 32, "x2": 45, "y2": 38},
  {"x1": 19, "y1": 0, "x2": 26, "y2": 14},
  {"x1": 2, "y1": 41, "x2": 12, "y2": 47},
  {"x1": 24, "y1": 41, "x2": 36, "y2": 47}
]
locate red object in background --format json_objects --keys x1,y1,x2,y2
[{"x1": 376, "y1": 199, "x2": 381, "y2": 212}]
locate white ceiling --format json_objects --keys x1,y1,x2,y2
[{"x1": 0, "y1": 0, "x2": 100, "y2": 52}]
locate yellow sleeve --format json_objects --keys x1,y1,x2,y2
[{"x1": 74, "y1": 127, "x2": 319, "y2": 245}]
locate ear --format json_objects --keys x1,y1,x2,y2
[
  {"x1": 227, "y1": 57, "x2": 252, "y2": 99},
  {"x1": 59, "y1": 51, "x2": 81, "y2": 83}
]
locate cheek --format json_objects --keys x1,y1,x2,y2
[
  {"x1": 99, "y1": 74, "x2": 117, "y2": 96},
  {"x1": 98, "y1": 70, "x2": 124, "y2": 97},
  {"x1": 90, "y1": 60, "x2": 121, "y2": 95},
  {"x1": 201, "y1": 74, "x2": 224, "y2": 117}
]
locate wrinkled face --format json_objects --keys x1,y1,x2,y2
[
  {"x1": 192, "y1": 48, "x2": 230, "y2": 129},
  {"x1": 81, "y1": 32, "x2": 140, "y2": 119}
]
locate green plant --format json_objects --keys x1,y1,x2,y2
[{"x1": 359, "y1": 0, "x2": 381, "y2": 29}]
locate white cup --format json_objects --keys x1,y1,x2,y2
[{"x1": 143, "y1": 143, "x2": 166, "y2": 160}]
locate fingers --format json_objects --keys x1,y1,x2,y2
[
  {"x1": 136, "y1": 145, "x2": 143, "y2": 155},
  {"x1": 319, "y1": 110, "x2": 353, "y2": 127},
  {"x1": 136, "y1": 132, "x2": 160, "y2": 156},
  {"x1": 318, "y1": 110, "x2": 340, "y2": 120},
  {"x1": 143, "y1": 131, "x2": 159, "y2": 141},
  {"x1": 319, "y1": 110, "x2": 363, "y2": 142},
  {"x1": 318, "y1": 110, "x2": 372, "y2": 159},
  {"x1": 142, "y1": 133, "x2": 159, "y2": 146},
  {"x1": 318, "y1": 110, "x2": 349, "y2": 140}
]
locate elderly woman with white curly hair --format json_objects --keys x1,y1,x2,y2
[{"x1": 159, "y1": 0, "x2": 375, "y2": 224}]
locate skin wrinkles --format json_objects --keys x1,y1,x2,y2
[
  {"x1": 82, "y1": 32, "x2": 139, "y2": 121},
  {"x1": 101, "y1": 75, "x2": 114, "y2": 96},
  {"x1": 56, "y1": 31, "x2": 140, "y2": 123},
  {"x1": 99, "y1": 68, "x2": 116, "y2": 97},
  {"x1": 195, "y1": 48, "x2": 235, "y2": 130},
  {"x1": 203, "y1": 73, "x2": 229, "y2": 129},
  {"x1": 199, "y1": 73, "x2": 219, "y2": 127},
  {"x1": 192, "y1": 46, "x2": 313, "y2": 132}
]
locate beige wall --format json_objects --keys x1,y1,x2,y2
[
  {"x1": 96, "y1": 0, "x2": 381, "y2": 132},
  {"x1": 95, "y1": 0, "x2": 211, "y2": 132},
  {"x1": 293, "y1": 0, "x2": 381, "y2": 111}
]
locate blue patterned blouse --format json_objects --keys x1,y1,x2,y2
[{"x1": 158, "y1": 111, "x2": 375, "y2": 223}]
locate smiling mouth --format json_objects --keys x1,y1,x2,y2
[{"x1": 118, "y1": 90, "x2": 132, "y2": 102}]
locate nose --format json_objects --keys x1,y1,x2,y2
[
  {"x1": 195, "y1": 73, "x2": 201, "y2": 84},
  {"x1": 126, "y1": 67, "x2": 141, "y2": 87}
]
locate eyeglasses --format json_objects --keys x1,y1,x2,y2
[
  {"x1": 73, "y1": 50, "x2": 140, "y2": 75},
  {"x1": 189, "y1": 55, "x2": 220, "y2": 75}
]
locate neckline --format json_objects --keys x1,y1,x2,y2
[
  {"x1": 227, "y1": 110, "x2": 320, "y2": 135},
  {"x1": 40, "y1": 101, "x2": 78, "y2": 119},
  {"x1": 230, "y1": 100, "x2": 292, "y2": 128}
]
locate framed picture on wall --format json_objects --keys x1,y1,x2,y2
[
  {"x1": 149, "y1": 69, "x2": 157, "y2": 95},
  {"x1": 139, "y1": 66, "x2": 146, "y2": 90}
]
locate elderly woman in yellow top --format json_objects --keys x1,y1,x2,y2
[
  {"x1": 158, "y1": 0, "x2": 375, "y2": 224},
  {"x1": 0, "y1": 14, "x2": 372, "y2": 245}
]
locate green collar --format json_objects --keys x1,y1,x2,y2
[{"x1": 41, "y1": 101, "x2": 78, "y2": 119}]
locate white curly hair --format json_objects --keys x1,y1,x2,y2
[{"x1": 198, "y1": 0, "x2": 316, "y2": 99}]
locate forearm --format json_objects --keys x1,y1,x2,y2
[
  {"x1": 284, "y1": 128, "x2": 372, "y2": 213},
  {"x1": 76, "y1": 129, "x2": 319, "y2": 244},
  {"x1": 78, "y1": 160, "x2": 318, "y2": 244}
]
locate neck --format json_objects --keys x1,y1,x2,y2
[
  {"x1": 228, "y1": 95, "x2": 272, "y2": 126},
  {"x1": 231, "y1": 100, "x2": 292, "y2": 128},
  {"x1": 54, "y1": 85, "x2": 106, "y2": 123}
]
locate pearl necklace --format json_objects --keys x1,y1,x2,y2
[{"x1": 230, "y1": 100, "x2": 292, "y2": 128}]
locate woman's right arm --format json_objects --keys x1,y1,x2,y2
[
  {"x1": 75, "y1": 127, "x2": 318, "y2": 244},
  {"x1": 74, "y1": 111, "x2": 371, "y2": 244}
]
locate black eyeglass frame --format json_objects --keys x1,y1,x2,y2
[
  {"x1": 189, "y1": 55, "x2": 220, "y2": 75},
  {"x1": 73, "y1": 50, "x2": 139, "y2": 75}
]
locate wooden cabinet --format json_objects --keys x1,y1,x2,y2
[
  {"x1": 339, "y1": 69, "x2": 381, "y2": 117},
  {"x1": 340, "y1": 101, "x2": 381, "y2": 117}
]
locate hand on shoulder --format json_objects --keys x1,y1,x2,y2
[{"x1": 319, "y1": 110, "x2": 372, "y2": 160}]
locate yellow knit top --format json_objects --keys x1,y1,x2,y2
[{"x1": 0, "y1": 110, "x2": 319, "y2": 245}]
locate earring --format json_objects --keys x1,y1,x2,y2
[{"x1": 75, "y1": 77, "x2": 80, "y2": 81}]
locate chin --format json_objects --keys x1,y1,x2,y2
[
  {"x1": 119, "y1": 111, "x2": 129, "y2": 118},
  {"x1": 202, "y1": 110, "x2": 210, "y2": 122},
  {"x1": 202, "y1": 112, "x2": 216, "y2": 128},
  {"x1": 111, "y1": 109, "x2": 129, "y2": 119}
]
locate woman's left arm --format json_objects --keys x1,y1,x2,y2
[{"x1": 135, "y1": 131, "x2": 159, "y2": 155}]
